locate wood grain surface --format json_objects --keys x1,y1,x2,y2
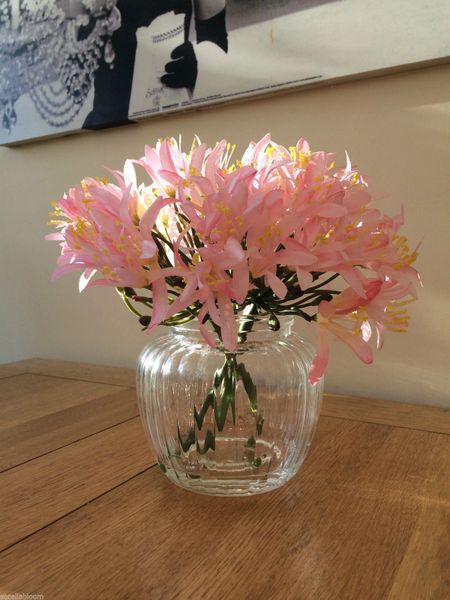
[
  {"x1": 0, "y1": 359, "x2": 448, "y2": 600},
  {"x1": 323, "y1": 393, "x2": 450, "y2": 435},
  {"x1": 3, "y1": 359, "x2": 449, "y2": 434},
  {"x1": 0, "y1": 418, "x2": 154, "y2": 551},
  {"x1": 0, "y1": 358, "x2": 136, "y2": 386},
  {"x1": 0, "y1": 373, "x2": 123, "y2": 429},
  {"x1": 0, "y1": 383, "x2": 139, "y2": 472}
]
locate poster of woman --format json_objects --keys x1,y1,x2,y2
[{"x1": 1, "y1": 0, "x2": 449, "y2": 145}]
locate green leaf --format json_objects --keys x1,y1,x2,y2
[
  {"x1": 215, "y1": 358, "x2": 237, "y2": 431},
  {"x1": 244, "y1": 435, "x2": 256, "y2": 449},
  {"x1": 237, "y1": 363, "x2": 257, "y2": 412},
  {"x1": 256, "y1": 414, "x2": 264, "y2": 436},
  {"x1": 268, "y1": 314, "x2": 281, "y2": 331},
  {"x1": 194, "y1": 389, "x2": 215, "y2": 430},
  {"x1": 196, "y1": 429, "x2": 216, "y2": 455},
  {"x1": 177, "y1": 426, "x2": 196, "y2": 453},
  {"x1": 213, "y1": 362, "x2": 227, "y2": 387}
]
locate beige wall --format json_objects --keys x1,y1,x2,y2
[{"x1": 1, "y1": 64, "x2": 449, "y2": 406}]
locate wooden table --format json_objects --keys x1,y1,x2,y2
[{"x1": 1, "y1": 359, "x2": 449, "y2": 600}]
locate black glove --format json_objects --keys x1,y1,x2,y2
[
  {"x1": 170, "y1": 0, "x2": 192, "y2": 15},
  {"x1": 196, "y1": 8, "x2": 228, "y2": 53},
  {"x1": 117, "y1": 0, "x2": 191, "y2": 27},
  {"x1": 161, "y1": 41, "x2": 198, "y2": 90}
]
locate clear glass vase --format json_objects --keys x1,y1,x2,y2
[{"x1": 136, "y1": 316, "x2": 323, "y2": 496}]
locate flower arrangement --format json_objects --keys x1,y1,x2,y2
[{"x1": 47, "y1": 134, "x2": 419, "y2": 384}]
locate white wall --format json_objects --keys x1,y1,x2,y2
[{"x1": 1, "y1": 64, "x2": 449, "y2": 407}]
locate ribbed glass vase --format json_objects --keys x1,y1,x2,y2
[{"x1": 136, "y1": 316, "x2": 323, "y2": 496}]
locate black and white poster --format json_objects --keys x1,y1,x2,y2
[{"x1": 1, "y1": 0, "x2": 449, "y2": 145}]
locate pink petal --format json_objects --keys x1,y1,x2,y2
[
  {"x1": 315, "y1": 203, "x2": 347, "y2": 218},
  {"x1": 84, "y1": 278, "x2": 115, "y2": 288},
  {"x1": 296, "y1": 137, "x2": 310, "y2": 156},
  {"x1": 225, "y1": 237, "x2": 245, "y2": 263},
  {"x1": 190, "y1": 143, "x2": 207, "y2": 173},
  {"x1": 159, "y1": 139, "x2": 177, "y2": 173},
  {"x1": 214, "y1": 238, "x2": 245, "y2": 270},
  {"x1": 123, "y1": 159, "x2": 137, "y2": 189},
  {"x1": 79, "y1": 269, "x2": 97, "y2": 292},
  {"x1": 140, "y1": 197, "x2": 175, "y2": 233},
  {"x1": 326, "y1": 321, "x2": 373, "y2": 364},
  {"x1": 265, "y1": 271, "x2": 288, "y2": 299},
  {"x1": 146, "y1": 278, "x2": 169, "y2": 332},
  {"x1": 168, "y1": 276, "x2": 198, "y2": 315},
  {"x1": 205, "y1": 140, "x2": 226, "y2": 183},
  {"x1": 198, "y1": 305, "x2": 217, "y2": 348},
  {"x1": 275, "y1": 249, "x2": 317, "y2": 267},
  {"x1": 361, "y1": 320, "x2": 372, "y2": 342},
  {"x1": 207, "y1": 295, "x2": 222, "y2": 326},
  {"x1": 309, "y1": 325, "x2": 329, "y2": 385},
  {"x1": 296, "y1": 269, "x2": 313, "y2": 290},
  {"x1": 144, "y1": 145, "x2": 161, "y2": 169},
  {"x1": 217, "y1": 295, "x2": 237, "y2": 351},
  {"x1": 180, "y1": 202, "x2": 201, "y2": 229},
  {"x1": 45, "y1": 232, "x2": 64, "y2": 241},
  {"x1": 242, "y1": 133, "x2": 271, "y2": 164},
  {"x1": 51, "y1": 263, "x2": 84, "y2": 281},
  {"x1": 146, "y1": 267, "x2": 185, "y2": 284},
  {"x1": 375, "y1": 323, "x2": 385, "y2": 350},
  {"x1": 140, "y1": 239, "x2": 158, "y2": 259},
  {"x1": 230, "y1": 261, "x2": 249, "y2": 304},
  {"x1": 158, "y1": 169, "x2": 181, "y2": 186},
  {"x1": 339, "y1": 266, "x2": 366, "y2": 298},
  {"x1": 281, "y1": 238, "x2": 317, "y2": 266},
  {"x1": 344, "y1": 151, "x2": 352, "y2": 174}
]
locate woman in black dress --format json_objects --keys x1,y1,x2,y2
[{"x1": 83, "y1": 0, "x2": 227, "y2": 129}]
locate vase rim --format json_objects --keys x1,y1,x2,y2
[{"x1": 170, "y1": 314, "x2": 294, "y2": 341}]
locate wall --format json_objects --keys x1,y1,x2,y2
[{"x1": 1, "y1": 64, "x2": 449, "y2": 407}]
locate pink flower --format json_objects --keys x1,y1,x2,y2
[
  {"x1": 309, "y1": 278, "x2": 416, "y2": 384},
  {"x1": 46, "y1": 174, "x2": 175, "y2": 291},
  {"x1": 47, "y1": 134, "x2": 420, "y2": 374}
]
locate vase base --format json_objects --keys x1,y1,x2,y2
[{"x1": 163, "y1": 467, "x2": 298, "y2": 496}]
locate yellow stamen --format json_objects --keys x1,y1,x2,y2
[
  {"x1": 393, "y1": 235, "x2": 418, "y2": 268},
  {"x1": 258, "y1": 223, "x2": 281, "y2": 245},
  {"x1": 298, "y1": 150, "x2": 311, "y2": 168},
  {"x1": 351, "y1": 172, "x2": 360, "y2": 185},
  {"x1": 164, "y1": 187, "x2": 176, "y2": 198}
]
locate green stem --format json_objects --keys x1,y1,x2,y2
[
  {"x1": 118, "y1": 289, "x2": 143, "y2": 318},
  {"x1": 302, "y1": 273, "x2": 341, "y2": 293},
  {"x1": 177, "y1": 316, "x2": 263, "y2": 456}
]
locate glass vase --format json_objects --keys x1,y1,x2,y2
[{"x1": 136, "y1": 316, "x2": 323, "y2": 496}]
